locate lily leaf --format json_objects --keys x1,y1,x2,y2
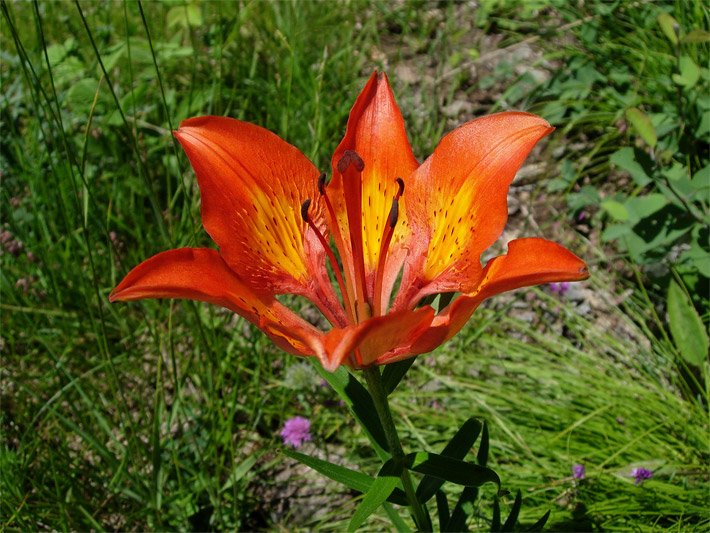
[
  {"x1": 405, "y1": 451, "x2": 500, "y2": 489},
  {"x1": 282, "y1": 448, "x2": 408, "y2": 506},
  {"x1": 436, "y1": 490, "x2": 450, "y2": 531},
  {"x1": 667, "y1": 279, "x2": 709, "y2": 367},
  {"x1": 382, "y1": 357, "x2": 417, "y2": 395},
  {"x1": 417, "y1": 418, "x2": 483, "y2": 503},
  {"x1": 348, "y1": 475, "x2": 400, "y2": 532},
  {"x1": 445, "y1": 486, "x2": 478, "y2": 532},
  {"x1": 526, "y1": 510, "x2": 551, "y2": 532},
  {"x1": 314, "y1": 363, "x2": 390, "y2": 456},
  {"x1": 501, "y1": 490, "x2": 523, "y2": 532},
  {"x1": 477, "y1": 421, "x2": 490, "y2": 467}
]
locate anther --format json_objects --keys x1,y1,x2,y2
[
  {"x1": 395, "y1": 177, "x2": 405, "y2": 198},
  {"x1": 317, "y1": 173, "x2": 327, "y2": 195},
  {"x1": 388, "y1": 198, "x2": 399, "y2": 228},
  {"x1": 337, "y1": 150, "x2": 365, "y2": 173},
  {"x1": 300, "y1": 198, "x2": 312, "y2": 222}
]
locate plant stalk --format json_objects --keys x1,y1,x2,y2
[{"x1": 363, "y1": 366, "x2": 430, "y2": 531}]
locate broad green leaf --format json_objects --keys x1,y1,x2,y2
[
  {"x1": 313, "y1": 363, "x2": 389, "y2": 456},
  {"x1": 610, "y1": 147, "x2": 651, "y2": 186},
  {"x1": 625, "y1": 194, "x2": 668, "y2": 220},
  {"x1": 683, "y1": 29, "x2": 710, "y2": 44},
  {"x1": 186, "y1": 3, "x2": 203, "y2": 26},
  {"x1": 667, "y1": 280, "x2": 709, "y2": 367},
  {"x1": 657, "y1": 12, "x2": 679, "y2": 45},
  {"x1": 348, "y1": 475, "x2": 399, "y2": 532},
  {"x1": 672, "y1": 56, "x2": 700, "y2": 88},
  {"x1": 625, "y1": 108, "x2": 657, "y2": 148},
  {"x1": 417, "y1": 418, "x2": 483, "y2": 503},
  {"x1": 601, "y1": 199, "x2": 630, "y2": 221}
]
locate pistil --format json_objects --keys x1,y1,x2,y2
[{"x1": 337, "y1": 150, "x2": 370, "y2": 322}]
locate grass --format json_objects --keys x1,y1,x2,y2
[{"x1": 2, "y1": 0, "x2": 708, "y2": 531}]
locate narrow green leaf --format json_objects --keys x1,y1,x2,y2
[
  {"x1": 383, "y1": 502, "x2": 413, "y2": 533},
  {"x1": 445, "y1": 486, "x2": 478, "y2": 532},
  {"x1": 667, "y1": 279, "x2": 709, "y2": 367},
  {"x1": 314, "y1": 363, "x2": 390, "y2": 455},
  {"x1": 525, "y1": 510, "x2": 551, "y2": 532},
  {"x1": 436, "y1": 490, "x2": 450, "y2": 531},
  {"x1": 348, "y1": 475, "x2": 399, "y2": 532},
  {"x1": 492, "y1": 497, "x2": 502, "y2": 531},
  {"x1": 417, "y1": 418, "x2": 483, "y2": 503},
  {"x1": 625, "y1": 108, "x2": 657, "y2": 148},
  {"x1": 284, "y1": 448, "x2": 408, "y2": 505},
  {"x1": 406, "y1": 452, "x2": 500, "y2": 488},
  {"x1": 283, "y1": 448, "x2": 373, "y2": 492},
  {"x1": 477, "y1": 422, "x2": 490, "y2": 467},
  {"x1": 382, "y1": 357, "x2": 416, "y2": 395},
  {"x1": 501, "y1": 490, "x2": 523, "y2": 532},
  {"x1": 657, "y1": 12, "x2": 679, "y2": 45}
]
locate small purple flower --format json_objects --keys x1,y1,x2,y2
[
  {"x1": 549, "y1": 281, "x2": 570, "y2": 296},
  {"x1": 631, "y1": 467, "x2": 653, "y2": 485},
  {"x1": 280, "y1": 416, "x2": 312, "y2": 448},
  {"x1": 572, "y1": 464, "x2": 586, "y2": 480}
]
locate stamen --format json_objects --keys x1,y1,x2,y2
[
  {"x1": 318, "y1": 173, "x2": 357, "y2": 320},
  {"x1": 300, "y1": 198, "x2": 354, "y2": 322},
  {"x1": 373, "y1": 178, "x2": 404, "y2": 316},
  {"x1": 337, "y1": 150, "x2": 369, "y2": 321}
]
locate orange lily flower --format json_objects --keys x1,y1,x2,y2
[{"x1": 110, "y1": 72, "x2": 589, "y2": 371}]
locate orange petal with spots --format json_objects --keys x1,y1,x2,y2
[
  {"x1": 109, "y1": 248, "x2": 324, "y2": 357},
  {"x1": 174, "y1": 117, "x2": 344, "y2": 325},
  {"x1": 397, "y1": 112, "x2": 554, "y2": 309},
  {"x1": 402, "y1": 238, "x2": 589, "y2": 356},
  {"x1": 329, "y1": 72, "x2": 419, "y2": 312}
]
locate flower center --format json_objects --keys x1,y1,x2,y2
[{"x1": 301, "y1": 152, "x2": 404, "y2": 325}]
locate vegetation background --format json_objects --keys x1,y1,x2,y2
[{"x1": 1, "y1": 0, "x2": 708, "y2": 530}]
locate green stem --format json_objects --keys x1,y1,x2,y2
[{"x1": 363, "y1": 366, "x2": 430, "y2": 531}]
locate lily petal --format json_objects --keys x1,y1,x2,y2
[
  {"x1": 403, "y1": 238, "x2": 589, "y2": 356},
  {"x1": 398, "y1": 112, "x2": 554, "y2": 309},
  {"x1": 319, "y1": 306, "x2": 436, "y2": 371},
  {"x1": 109, "y1": 248, "x2": 324, "y2": 356},
  {"x1": 329, "y1": 72, "x2": 419, "y2": 311},
  {"x1": 174, "y1": 117, "x2": 345, "y2": 325}
]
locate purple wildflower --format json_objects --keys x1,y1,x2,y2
[
  {"x1": 280, "y1": 416, "x2": 312, "y2": 448},
  {"x1": 631, "y1": 467, "x2": 653, "y2": 485},
  {"x1": 572, "y1": 464, "x2": 586, "y2": 480},
  {"x1": 549, "y1": 281, "x2": 570, "y2": 296}
]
